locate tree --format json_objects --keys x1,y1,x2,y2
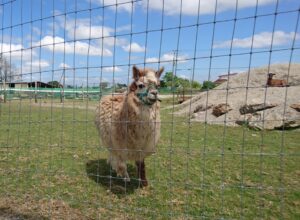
[
  {"x1": 159, "y1": 80, "x2": 167, "y2": 88},
  {"x1": 176, "y1": 78, "x2": 190, "y2": 88},
  {"x1": 191, "y1": 80, "x2": 201, "y2": 89},
  {"x1": 115, "y1": 83, "x2": 127, "y2": 88},
  {"x1": 202, "y1": 80, "x2": 216, "y2": 90},
  {"x1": 0, "y1": 56, "x2": 17, "y2": 82},
  {"x1": 162, "y1": 71, "x2": 201, "y2": 89},
  {"x1": 99, "y1": 82, "x2": 109, "y2": 90},
  {"x1": 48, "y1": 81, "x2": 62, "y2": 88}
]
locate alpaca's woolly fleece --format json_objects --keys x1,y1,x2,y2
[{"x1": 94, "y1": 67, "x2": 162, "y2": 180}]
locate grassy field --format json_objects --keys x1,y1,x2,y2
[{"x1": 0, "y1": 98, "x2": 299, "y2": 219}]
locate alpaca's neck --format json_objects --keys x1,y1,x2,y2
[{"x1": 122, "y1": 92, "x2": 159, "y2": 120}]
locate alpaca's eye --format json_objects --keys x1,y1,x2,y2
[{"x1": 138, "y1": 84, "x2": 145, "y2": 89}]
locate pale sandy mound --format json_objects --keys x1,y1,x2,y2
[
  {"x1": 175, "y1": 63, "x2": 300, "y2": 130},
  {"x1": 217, "y1": 63, "x2": 300, "y2": 89}
]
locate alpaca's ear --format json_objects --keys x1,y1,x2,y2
[
  {"x1": 133, "y1": 66, "x2": 140, "y2": 81},
  {"x1": 156, "y1": 67, "x2": 164, "y2": 78},
  {"x1": 130, "y1": 82, "x2": 137, "y2": 91}
]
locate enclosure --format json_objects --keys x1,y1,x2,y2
[{"x1": 0, "y1": 0, "x2": 300, "y2": 219}]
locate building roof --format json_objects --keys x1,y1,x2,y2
[{"x1": 6, "y1": 81, "x2": 58, "y2": 88}]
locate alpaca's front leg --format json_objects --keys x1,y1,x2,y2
[
  {"x1": 108, "y1": 154, "x2": 130, "y2": 182},
  {"x1": 136, "y1": 160, "x2": 148, "y2": 187}
]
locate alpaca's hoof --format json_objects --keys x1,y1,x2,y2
[{"x1": 141, "y1": 179, "x2": 148, "y2": 187}]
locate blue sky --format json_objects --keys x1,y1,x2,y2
[{"x1": 0, "y1": 0, "x2": 299, "y2": 86}]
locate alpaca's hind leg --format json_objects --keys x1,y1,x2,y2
[{"x1": 136, "y1": 160, "x2": 148, "y2": 187}]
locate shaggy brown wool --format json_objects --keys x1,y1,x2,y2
[{"x1": 95, "y1": 66, "x2": 164, "y2": 186}]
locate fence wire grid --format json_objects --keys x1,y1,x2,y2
[{"x1": 0, "y1": 0, "x2": 299, "y2": 219}]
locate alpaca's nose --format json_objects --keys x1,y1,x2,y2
[{"x1": 150, "y1": 90, "x2": 158, "y2": 96}]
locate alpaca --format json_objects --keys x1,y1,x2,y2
[
  {"x1": 266, "y1": 73, "x2": 288, "y2": 87},
  {"x1": 95, "y1": 66, "x2": 164, "y2": 186}
]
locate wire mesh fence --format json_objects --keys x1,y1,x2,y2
[{"x1": 0, "y1": 0, "x2": 299, "y2": 219}]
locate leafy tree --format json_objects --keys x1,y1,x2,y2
[
  {"x1": 202, "y1": 80, "x2": 216, "y2": 90},
  {"x1": 159, "y1": 80, "x2": 167, "y2": 88},
  {"x1": 115, "y1": 83, "x2": 127, "y2": 88},
  {"x1": 176, "y1": 78, "x2": 190, "y2": 88},
  {"x1": 162, "y1": 72, "x2": 176, "y2": 87},
  {"x1": 162, "y1": 71, "x2": 201, "y2": 89},
  {"x1": 99, "y1": 82, "x2": 109, "y2": 90},
  {"x1": 48, "y1": 81, "x2": 62, "y2": 88},
  {"x1": 191, "y1": 80, "x2": 201, "y2": 89}
]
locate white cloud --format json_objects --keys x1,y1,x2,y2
[
  {"x1": 63, "y1": 18, "x2": 128, "y2": 48},
  {"x1": 91, "y1": 0, "x2": 133, "y2": 12},
  {"x1": 146, "y1": 0, "x2": 275, "y2": 15},
  {"x1": 92, "y1": 0, "x2": 275, "y2": 15},
  {"x1": 116, "y1": 24, "x2": 133, "y2": 33},
  {"x1": 66, "y1": 21, "x2": 113, "y2": 40},
  {"x1": 179, "y1": 74, "x2": 189, "y2": 79},
  {"x1": 59, "y1": 63, "x2": 71, "y2": 69},
  {"x1": 146, "y1": 52, "x2": 188, "y2": 64},
  {"x1": 32, "y1": 27, "x2": 41, "y2": 36},
  {"x1": 102, "y1": 37, "x2": 128, "y2": 47},
  {"x1": 29, "y1": 60, "x2": 50, "y2": 68},
  {"x1": 146, "y1": 57, "x2": 159, "y2": 63},
  {"x1": 18, "y1": 60, "x2": 50, "y2": 74},
  {"x1": 122, "y1": 42, "x2": 145, "y2": 53},
  {"x1": 0, "y1": 43, "x2": 36, "y2": 61},
  {"x1": 161, "y1": 52, "x2": 188, "y2": 63},
  {"x1": 214, "y1": 31, "x2": 300, "y2": 49},
  {"x1": 102, "y1": 66, "x2": 122, "y2": 72},
  {"x1": 36, "y1": 36, "x2": 112, "y2": 56}
]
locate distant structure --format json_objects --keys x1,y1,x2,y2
[
  {"x1": 0, "y1": 81, "x2": 57, "y2": 90},
  {"x1": 214, "y1": 73, "x2": 238, "y2": 86}
]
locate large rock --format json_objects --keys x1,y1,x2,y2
[
  {"x1": 237, "y1": 105, "x2": 300, "y2": 130},
  {"x1": 236, "y1": 113, "x2": 263, "y2": 130},
  {"x1": 290, "y1": 104, "x2": 300, "y2": 112},
  {"x1": 212, "y1": 104, "x2": 232, "y2": 117},
  {"x1": 193, "y1": 104, "x2": 213, "y2": 113},
  {"x1": 239, "y1": 103, "x2": 277, "y2": 114}
]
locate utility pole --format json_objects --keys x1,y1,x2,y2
[
  {"x1": 171, "y1": 50, "x2": 178, "y2": 93},
  {"x1": 59, "y1": 69, "x2": 65, "y2": 103},
  {"x1": 34, "y1": 81, "x2": 37, "y2": 103},
  {"x1": 172, "y1": 50, "x2": 178, "y2": 76}
]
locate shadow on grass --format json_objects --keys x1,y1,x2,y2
[{"x1": 86, "y1": 159, "x2": 140, "y2": 195}]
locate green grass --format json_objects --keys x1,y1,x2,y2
[{"x1": 0, "y1": 98, "x2": 299, "y2": 219}]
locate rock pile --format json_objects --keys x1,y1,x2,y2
[{"x1": 175, "y1": 63, "x2": 300, "y2": 130}]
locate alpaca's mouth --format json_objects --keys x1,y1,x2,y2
[
  {"x1": 147, "y1": 94, "x2": 158, "y2": 103},
  {"x1": 148, "y1": 97, "x2": 157, "y2": 103},
  {"x1": 137, "y1": 91, "x2": 161, "y2": 105}
]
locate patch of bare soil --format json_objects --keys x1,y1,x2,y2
[{"x1": 0, "y1": 195, "x2": 91, "y2": 220}]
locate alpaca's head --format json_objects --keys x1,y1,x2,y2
[
  {"x1": 130, "y1": 65, "x2": 164, "y2": 105},
  {"x1": 268, "y1": 73, "x2": 276, "y2": 79}
]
